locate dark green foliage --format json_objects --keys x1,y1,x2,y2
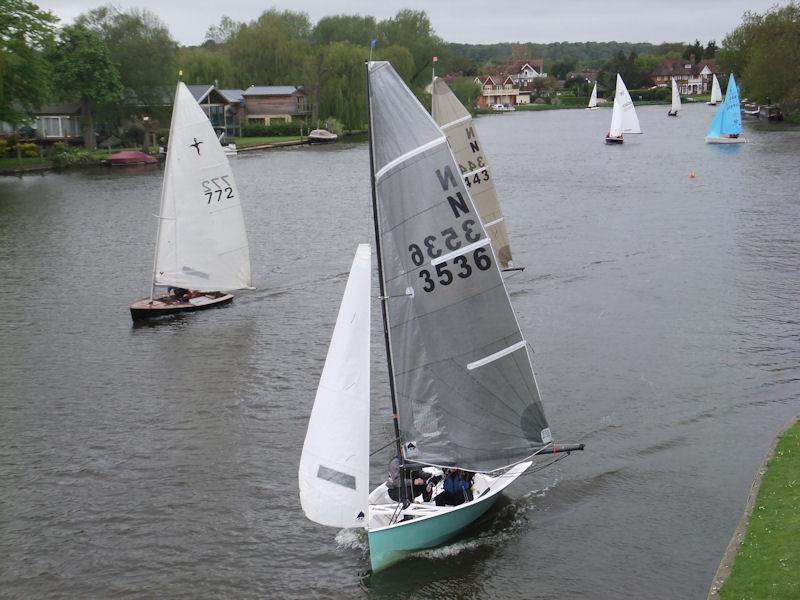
[
  {"x1": 0, "y1": 0, "x2": 57, "y2": 124},
  {"x1": 241, "y1": 120, "x2": 305, "y2": 137},
  {"x1": 682, "y1": 39, "x2": 704, "y2": 61},
  {"x1": 626, "y1": 88, "x2": 670, "y2": 101}
]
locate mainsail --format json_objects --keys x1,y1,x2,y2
[
  {"x1": 431, "y1": 77, "x2": 513, "y2": 268},
  {"x1": 153, "y1": 82, "x2": 252, "y2": 292},
  {"x1": 709, "y1": 74, "x2": 723, "y2": 104},
  {"x1": 299, "y1": 244, "x2": 371, "y2": 528},
  {"x1": 609, "y1": 82, "x2": 624, "y2": 138},
  {"x1": 588, "y1": 83, "x2": 598, "y2": 109},
  {"x1": 670, "y1": 77, "x2": 682, "y2": 114},
  {"x1": 706, "y1": 74, "x2": 743, "y2": 139},
  {"x1": 368, "y1": 61, "x2": 550, "y2": 473},
  {"x1": 615, "y1": 74, "x2": 642, "y2": 134}
]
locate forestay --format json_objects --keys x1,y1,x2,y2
[
  {"x1": 431, "y1": 77, "x2": 513, "y2": 268},
  {"x1": 615, "y1": 74, "x2": 642, "y2": 134},
  {"x1": 153, "y1": 82, "x2": 252, "y2": 291},
  {"x1": 299, "y1": 244, "x2": 371, "y2": 528},
  {"x1": 706, "y1": 74, "x2": 743, "y2": 138},
  {"x1": 368, "y1": 61, "x2": 551, "y2": 473}
]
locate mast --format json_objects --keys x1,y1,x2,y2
[
  {"x1": 148, "y1": 81, "x2": 180, "y2": 303},
  {"x1": 365, "y1": 61, "x2": 408, "y2": 506}
]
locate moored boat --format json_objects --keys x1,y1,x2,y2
[
  {"x1": 104, "y1": 150, "x2": 157, "y2": 165},
  {"x1": 308, "y1": 128, "x2": 338, "y2": 143}
]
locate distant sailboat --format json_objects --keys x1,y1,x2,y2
[
  {"x1": 299, "y1": 61, "x2": 584, "y2": 573},
  {"x1": 668, "y1": 77, "x2": 681, "y2": 117},
  {"x1": 431, "y1": 76, "x2": 513, "y2": 268},
  {"x1": 129, "y1": 82, "x2": 252, "y2": 320},
  {"x1": 708, "y1": 74, "x2": 723, "y2": 106},
  {"x1": 587, "y1": 82, "x2": 598, "y2": 110},
  {"x1": 605, "y1": 74, "x2": 640, "y2": 144},
  {"x1": 705, "y1": 73, "x2": 746, "y2": 144}
]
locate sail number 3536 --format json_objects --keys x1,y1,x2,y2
[
  {"x1": 407, "y1": 219, "x2": 492, "y2": 293},
  {"x1": 202, "y1": 176, "x2": 235, "y2": 204}
]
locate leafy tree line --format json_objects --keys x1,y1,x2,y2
[{"x1": 717, "y1": 2, "x2": 800, "y2": 120}]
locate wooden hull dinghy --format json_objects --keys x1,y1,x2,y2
[{"x1": 130, "y1": 292, "x2": 233, "y2": 320}]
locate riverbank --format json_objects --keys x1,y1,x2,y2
[{"x1": 708, "y1": 416, "x2": 800, "y2": 599}]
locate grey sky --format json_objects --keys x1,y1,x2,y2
[{"x1": 38, "y1": 0, "x2": 782, "y2": 47}]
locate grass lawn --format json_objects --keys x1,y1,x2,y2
[
  {"x1": 720, "y1": 420, "x2": 800, "y2": 599},
  {"x1": 0, "y1": 156, "x2": 50, "y2": 171},
  {"x1": 233, "y1": 136, "x2": 303, "y2": 148}
]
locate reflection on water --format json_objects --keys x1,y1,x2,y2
[{"x1": 1, "y1": 107, "x2": 798, "y2": 598}]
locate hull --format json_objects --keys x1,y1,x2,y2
[
  {"x1": 308, "y1": 129, "x2": 338, "y2": 144},
  {"x1": 367, "y1": 461, "x2": 531, "y2": 572},
  {"x1": 586, "y1": 106, "x2": 598, "y2": 110},
  {"x1": 105, "y1": 151, "x2": 157, "y2": 165},
  {"x1": 705, "y1": 136, "x2": 747, "y2": 144},
  {"x1": 130, "y1": 293, "x2": 233, "y2": 320},
  {"x1": 604, "y1": 136, "x2": 623, "y2": 145}
]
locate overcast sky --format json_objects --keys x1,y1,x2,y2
[{"x1": 38, "y1": 0, "x2": 783, "y2": 47}]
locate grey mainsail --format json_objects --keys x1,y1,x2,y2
[
  {"x1": 368, "y1": 61, "x2": 550, "y2": 473},
  {"x1": 431, "y1": 77, "x2": 513, "y2": 268}
]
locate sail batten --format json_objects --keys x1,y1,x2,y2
[{"x1": 369, "y1": 62, "x2": 549, "y2": 472}]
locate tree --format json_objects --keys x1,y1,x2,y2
[
  {"x1": 0, "y1": 0, "x2": 57, "y2": 126},
  {"x1": 204, "y1": 16, "x2": 241, "y2": 45},
  {"x1": 703, "y1": 40, "x2": 717, "y2": 59},
  {"x1": 682, "y1": 39, "x2": 704, "y2": 62},
  {"x1": 312, "y1": 14, "x2": 377, "y2": 46},
  {"x1": 378, "y1": 10, "x2": 448, "y2": 84},
  {"x1": 50, "y1": 25, "x2": 123, "y2": 149},
  {"x1": 76, "y1": 6, "x2": 177, "y2": 108},
  {"x1": 451, "y1": 77, "x2": 481, "y2": 110},
  {"x1": 549, "y1": 60, "x2": 576, "y2": 80}
]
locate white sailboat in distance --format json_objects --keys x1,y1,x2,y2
[
  {"x1": 708, "y1": 74, "x2": 723, "y2": 105},
  {"x1": 299, "y1": 61, "x2": 584, "y2": 573},
  {"x1": 668, "y1": 77, "x2": 681, "y2": 117},
  {"x1": 129, "y1": 82, "x2": 252, "y2": 320},
  {"x1": 587, "y1": 82, "x2": 598, "y2": 109}
]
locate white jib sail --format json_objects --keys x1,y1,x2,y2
[
  {"x1": 153, "y1": 82, "x2": 252, "y2": 291},
  {"x1": 588, "y1": 83, "x2": 598, "y2": 108},
  {"x1": 299, "y1": 244, "x2": 371, "y2": 528},
  {"x1": 615, "y1": 74, "x2": 642, "y2": 134},
  {"x1": 671, "y1": 77, "x2": 681, "y2": 113},
  {"x1": 710, "y1": 74, "x2": 723, "y2": 104},
  {"x1": 609, "y1": 79, "x2": 624, "y2": 138}
]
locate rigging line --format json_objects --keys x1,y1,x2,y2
[{"x1": 370, "y1": 437, "x2": 402, "y2": 456}]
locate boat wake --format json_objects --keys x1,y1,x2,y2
[{"x1": 335, "y1": 528, "x2": 368, "y2": 552}]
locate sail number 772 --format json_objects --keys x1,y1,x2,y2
[{"x1": 201, "y1": 176, "x2": 235, "y2": 204}]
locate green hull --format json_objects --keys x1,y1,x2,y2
[{"x1": 367, "y1": 494, "x2": 498, "y2": 572}]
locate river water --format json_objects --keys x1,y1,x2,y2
[{"x1": 1, "y1": 103, "x2": 798, "y2": 599}]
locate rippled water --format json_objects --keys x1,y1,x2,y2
[{"x1": 1, "y1": 103, "x2": 798, "y2": 599}]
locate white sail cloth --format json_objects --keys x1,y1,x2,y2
[
  {"x1": 670, "y1": 77, "x2": 682, "y2": 113},
  {"x1": 153, "y1": 82, "x2": 252, "y2": 291},
  {"x1": 299, "y1": 244, "x2": 371, "y2": 528},
  {"x1": 369, "y1": 61, "x2": 550, "y2": 472},
  {"x1": 615, "y1": 74, "x2": 642, "y2": 134},
  {"x1": 431, "y1": 77, "x2": 513, "y2": 268}
]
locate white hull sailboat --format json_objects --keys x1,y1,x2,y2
[
  {"x1": 587, "y1": 82, "x2": 598, "y2": 110},
  {"x1": 431, "y1": 77, "x2": 514, "y2": 268},
  {"x1": 668, "y1": 77, "x2": 681, "y2": 117},
  {"x1": 299, "y1": 61, "x2": 583, "y2": 574},
  {"x1": 706, "y1": 73, "x2": 747, "y2": 144},
  {"x1": 130, "y1": 82, "x2": 252, "y2": 320},
  {"x1": 708, "y1": 74, "x2": 723, "y2": 105}
]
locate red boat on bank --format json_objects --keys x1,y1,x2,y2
[{"x1": 104, "y1": 150, "x2": 158, "y2": 165}]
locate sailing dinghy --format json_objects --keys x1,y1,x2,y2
[
  {"x1": 705, "y1": 74, "x2": 746, "y2": 144},
  {"x1": 130, "y1": 82, "x2": 252, "y2": 320},
  {"x1": 605, "y1": 74, "x2": 640, "y2": 144},
  {"x1": 431, "y1": 76, "x2": 514, "y2": 268},
  {"x1": 587, "y1": 82, "x2": 598, "y2": 110},
  {"x1": 668, "y1": 77, "x2": 681, "y2": 117},
  {"x1": 708, "y1": 74, "x2": 723, "y2": 105},
  {"x1": 299, "y1": 61, "x2": 583, "y2": 573}
]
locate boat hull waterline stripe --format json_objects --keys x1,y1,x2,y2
[
  {"x1": 467, "y1": 340, "x2": 527, "y2": 370},
  {"x1": 375, "y1": 137, "x2": 447, "y2": 181},
  {"x1": 430, "y1": 238, "x2": 491, "y2": 267}
]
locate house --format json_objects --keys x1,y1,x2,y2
[
  {"x1": 474, "y1": 58, "x2": 547, "y2": 107},
  {"x1": 242, "y1": 85, "x2": 309, "y2": 125},
  {"x1": 34, "y1": 104, "x2": 82, "y2": 139},
  {"x1": 650, "y1": 56, "x2": 718, "y2": 95},
  {"x1": 473, "y1": 75, "x2": 518, "y2": 108},
  {"x1": 185, "y1": 84, "x2": 246, "y2": 137}
]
